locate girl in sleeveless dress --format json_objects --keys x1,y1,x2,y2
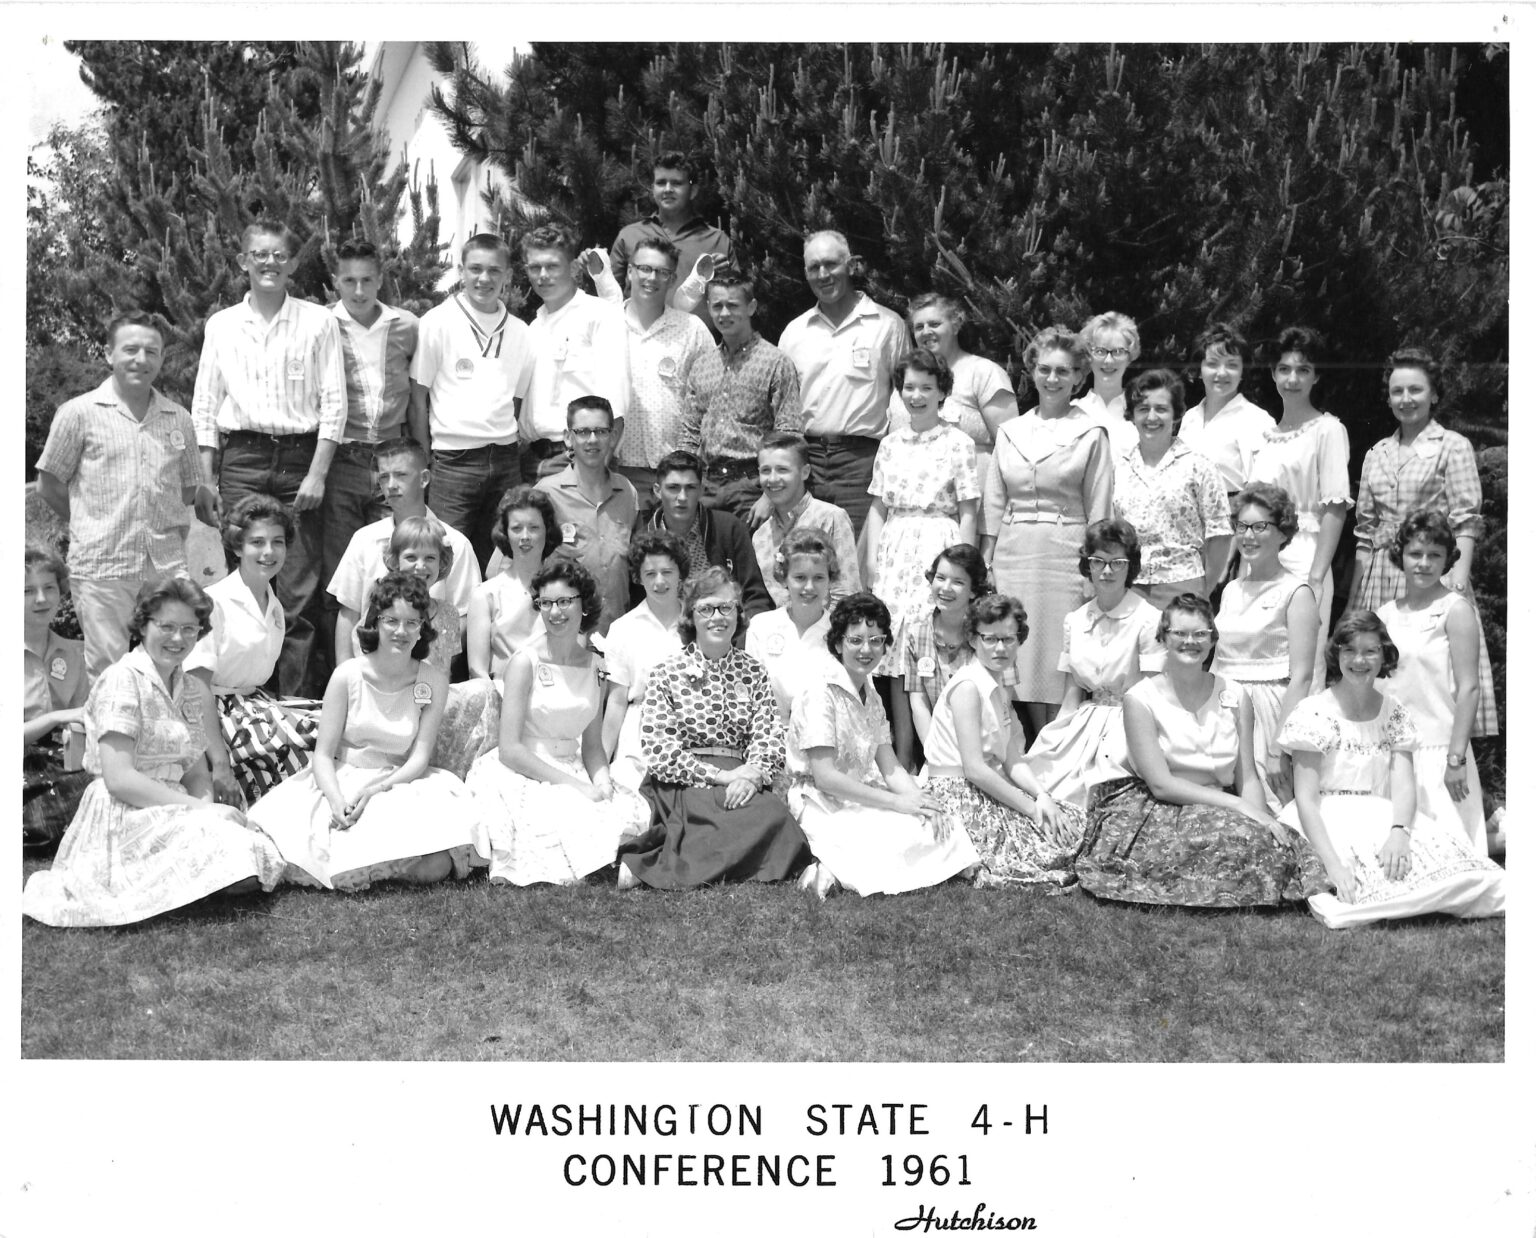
[
  {"x1": 467, "y1": 560, "x2": 649, "y2": 885},
  {"x1": 246, "y1": 572, "x2": 486, "y2": 891},
  {"x1": 466, "y1": 485, "x2": 558, "y2": 688},
  {"x1": 1278, "y1": 611, "x2": 1503, "y2": 929}
]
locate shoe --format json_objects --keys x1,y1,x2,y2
[
  {"x1": 616, "y1": 863, "x2": 640, "y2": 891},
  {"x1": 796, "y1": 862, "x2": 820, "y2": 892},
  {"x1": 811, "y1": 864, "x2": 838, "y2": 901}
]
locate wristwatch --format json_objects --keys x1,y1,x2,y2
[{"x1": 1446, "y1": 753, "x2": 1467, "y2": 769}]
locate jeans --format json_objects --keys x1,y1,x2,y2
[
  {"x1": 806, "y1": 434, "x2": 880, "y2": 539},
  {"x1": 520, "y1": 436, "x2": 569, "y2": 485},
  {"x1": 702, "y1": 464, "x2": 763, "y2": 526},
  {"x1": 219, "y1": 432, "x2": 326, "y2": 696},
  {"x1": 319, "y1": 439, "x2": 391, "y2": 664},
  {"x1": 430, "y1": 441, "x2": 522, "y2": 572}
]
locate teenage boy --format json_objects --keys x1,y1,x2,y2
[
  {"x1": 327, "y1": 438, "x2": 480, "y2": 664},
  {"x1": 410, "y1": 232, "x2": 534, "y2": 571},
  {"x1": 612, "y1": 238, "x2": 712, "y2": 500},
  {"x1": 323, "y1": 239, "x2": 420, "y2": 639},
  {"x1": 639, "y1": 450, "x2": 771, "y2": 623},
  {"x1": 751, "y1": 431, "x2": 861, "y2": 609},
  {"x1": 610, "y1": 150, "x2": 736, "y2": 326},
  {"x1": 778, "y1": 228, "x2": 905, "y2": 536},
  {"x1": 535, "y1": 396, "x2": 639, "y2": 636},
  {"x1": 38, "y1": 311, "x2": 209, "y2": 685},
  {"x1": 678, "y1": 273, "x2": 802, "y2": 524},
  {"x1": 521, "y1": 224, "x2": 630, "y2": 485},
  {"x1": 191, "y1": 219, "x2": 346, "y2": 696}
]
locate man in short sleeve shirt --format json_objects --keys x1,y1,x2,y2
[
  {"x1": 777, "y1": 229, "x2": 905, "y2": 536},
  {"x1": 409, "y1": 233, "x2": 534, "y2": 572},
  {"x1": 38, "y1": 312, "x2": 208, "y2": 685}
]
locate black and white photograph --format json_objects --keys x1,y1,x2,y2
[{"x1": 8, "y1": 8, "x2": 1530, "y2": 1236}]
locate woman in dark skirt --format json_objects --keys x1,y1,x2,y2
[
  {"x1": 22, "y1": 547, "x2": 92, "y2": 853},
  {"x1": 1076, "y1": 593, "x2": 1328, "y2": 908},
  {"x1": 618, "y1": 566, "x2": 811, "y2": 890}
]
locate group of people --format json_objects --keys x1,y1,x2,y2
[{"x1": 22, "y1": 151, "x2": 1505, "y2": 931}]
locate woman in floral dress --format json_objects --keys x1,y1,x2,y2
[
  {"x1": 922, "y1": 594, "x2": 1080, "y2": 888},
  {"x1": 786, "y1": 593, "x2": 979, "y2": 898},
  {"x1": 1075, "y1": 594, "x2": 1328, "y2": 908},
  {"x1": 24, "y1": 578, "x2": 286, "y2": 926},
  {"x1": 1278, "y1": 610, "x2": 1503, "y2": 929}
]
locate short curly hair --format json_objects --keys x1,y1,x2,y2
[
  {"x1": 628, "y1": 528, "x2": 691, "y2": 583},
  {"x1": 892, "y1": 346, "x2": 955, "y2": 399},
  {"x1": 1078, "y1": 518, "x2": 1143, "y2": 587},
  {"x1": 128, "y1": 576, "x2": 214, "y2": 648},
  {"x1": 1023, "y1": 325, "x2": 1089, "y2": 377},
  {"x1": 1384, "y1": 345, "x2": 1442, "y2": 401},
  {"x1": 825, "y1": 591, "x2": 893, "y2": 659},
  {"x1": 906, "y1": 292, "x2": 965, "y2": 333},
  {"x1": 677, "y1": 565, "x2": 742, "y2": 645},
  {"x1": 1324, "y1": 610, "x2": 1400, "y2": 686},
  {"x1": 1081, "y1": 310, "x2": 1141, "y2": 360},
  {"x1": 25, "y1": 546, "x2": 69, "y2": 595},
  {"x1": 520, "y1": 222, "x2": 578, "y2": 261},
  {"x1": 1194, "y1": 322, "x2": 1250, "y2": 371},
  {"x1": 774, "y1": 527, "x2": 840, "y2": 585},
  {"x1": 1156, "y1": 593, "x2": 1220, "y2": 670},
  {"x1": 964, "y1": 593, "x2": 1029, "y2": 646},
  {"x1": 925, "y1": 544, "x2": 991, "y2": 597},
  {"x1": 533, "y1": 558, "x2": 603, "y2": 635},
  {"x1": 1126, "y1": 368, "x2": 1187, "y2": 426},
  {"x1": 220, "y1": 492, "x2": 296, "y2": 572},
  {"x1": 1232, "y1": 482, "x2": 1300, "y2": 550},
  {"x1": 385, "y1": 516, "x2": 453, "y2": 583},
  {"x1": 491, "y1": 485, "x2": 561, "y2": 559},
  {"x1": 1389, "y1": 507, "x2": 1460, "y2": 571},
  {"x1": 357, "y1": 570, "x2": 435, "y2": 659}
]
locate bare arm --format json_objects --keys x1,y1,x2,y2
[
  {"x1": 978, "y1": 389, "x2": 1020, "y2": 442},
  {"x1": 408, "y1": 381, "x2": 432, "y2": 454},
  {"x1": 334, "y1": 606, "x2": 360, "y2": 667},
  {"x1": 496, "y1": 652, "x2": 601, "y2": 792},
  {"x1": 465, "y1": 587, "x2": 495, "y2": 681},
  {"x1": 1277, "y1": 585, "x2": 1320, "y2": 728},
  {"x1": 1123, "y1": 691, "x2": 1271, "y2": 824},
  {"x1": 98, "y1": 732, "x2": 213, "y2": 810},
  {"x1": 1308, "y1": 502, "x2": 1347, "y2": 595},
  {"x1": 956, "y1": 497, "x2": 978, "y2": 547},
  {"x1": 36, "y1": 470, "x2": 70, "y2": 522},
  {"x1": 807, "y1": 747, "x2": 931, "y2": 816},
  {"x1": 1289, "y1": 750, "x2": 1356, "y2": 901}
]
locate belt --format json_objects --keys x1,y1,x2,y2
[
  {"x1": 1088, "y1": 688, "x2": 1124, "y2": 706},
  {"x1": 691, "y1": 746, "x2": 744, "y2": 760},
  {"x1": 704, "y1": 457, "x2": 760, "y2": 480},
  {"x1": 1001, "y1": 507, "x2": 1087, "y2": 525},
  {"x1": 224, "y1": 429, "x2": 318, "y2": 448},
  {"x1": 805, "y1": 433, "x2": 879, "y2": 449},
  {"x1": 336, "y1": 438, "x2": 390, "y2": 457},
  {"x1": 434, "y1": 441, "x2": 520, "y2": 460}
]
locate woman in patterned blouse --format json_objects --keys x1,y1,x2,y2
[{"x1": 617, "y1": 565, "x2": 811, "y2": 889}]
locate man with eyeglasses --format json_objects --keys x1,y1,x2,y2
[
  {"x1": 637, "y1": 450, "x2": 772, "y2": 628},
  {"x1": 520, "y1": 223, "x2": 630, "y2": 486},
  {"x1": 609, "y1": 150, "x2": 736, "y2": 331},
  {"x1": 612, "y1": 239, "x2": 713, "y2": 501},
  {"x1": 409, "y1": 233, "x2": 535, "y2": 573},
  {"x1": 536, "y1": 396, "x2": 639, "y2": 635},
  {"x1": 191, "y1": 218, "x2": 346, "y2": 697},
  {"x1": 778, "y1": 229, "x2": 905, "y2": 536}
]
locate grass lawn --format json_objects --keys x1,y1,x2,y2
[{"x1": 20, "y1": 860, "x2": 1504, "y2": 1062}]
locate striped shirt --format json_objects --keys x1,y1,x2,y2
[
  {"x1": 615, "y1": 305, "x2": 713, "y2": 469},
  {"x1": 332, "y1": 302, "x2": 419, "y2": 442},
  {"x1": 679, "y1": 333, "x2": 803, "y2": 463},
  {"x1": 37, "y1": 379, "x2": 201, "y2": 580},
  {"x1": 191, "y1": 293, "x2": 346, "y2": 447}
]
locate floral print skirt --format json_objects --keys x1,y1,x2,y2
[{"x1": 926, "y1": 775, "x2": 1081, "y2": 888}]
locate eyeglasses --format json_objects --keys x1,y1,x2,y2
[
  {"x1": 842, "y1": 635, "x2": 888, "y2": 651},
  {"x1": 1034, "y1": 365, "x2": 1076, "y2": 380},
  {"x1": 631, "y1": 263, "x2": 675, "y2": 279},
  {"x1": 148, "y1": 619, "x2": 201, "y2": 640},
  {"x1": 975, "y1": 632, "x2": 1020, "y2": 647},
  {"x1": 246, "y1": 250, "x2": 290, "y2": 264},
  {"x1": 693, "y1": 601, "x2": 739, "y2": 619},
  {"x1": 1087, "y1": 556, "x2": 1131, "y2": 572},
  {"x1": 1088, "y1": 346, "x2": 1131, "y2": 360},
  {"x1": 569, "y1": 427, "x2": 613, "y2": 439},
  {"x1": 534, "y1": 596, "x2": 582, "y2": 612},
  {"x1": 378, "y1": 615, "x2": 423, "y2": 632},
  {"x1": 1235, "y1": 520, "x2": 1274, "y2": 535},
  {"x1": 1167, "y1": 629, "x2": 1214, "y2": 644}
]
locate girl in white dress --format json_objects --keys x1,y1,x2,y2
[
  {"x1": 468, "y1": 559, "x2": 650, "y2": 885},
  {"x1": 745, "y1": 528, "x2": 838, "y2": 722},
  {"x1": 601, "y1": 530, "x2": 687, "y2": 790},
  {"x1": 1246, "y1": 326, "x2": 1352, "y2": 688},
  {"x1": 247, "y1": 572, "x2": 486, "y2": 891},
  {"x1": 1176, "y1": 323, "x2": 1275, "y2": 505},
  {"x1": 1377, "y1": 510, "x2": 1493, "y2": 853},
  {"x1": 24, "y1": 579, "x2": 286, "y2": 926},
  {"x1": 466, "y1": 485, "x2": 556, "y2": 687},
  {"x1": 1279, "y1": 611, "x2": 1503, "y2": 929},
  {"x1": 864, "y1": 347, "x2": 980, "y2": 619},
  {"x1": 787, "y1": 593, "x2": 979, "y2": 898},
  {"x1": 1211, "y1": 482, "x2": 1319, "y2": 811},
  {"x1": 1075, "y1": 310, "x2": 1141, "y2": 463},
  {"x1": 1025, "y1": 519, "x2": 1163, "y2": 810}
]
